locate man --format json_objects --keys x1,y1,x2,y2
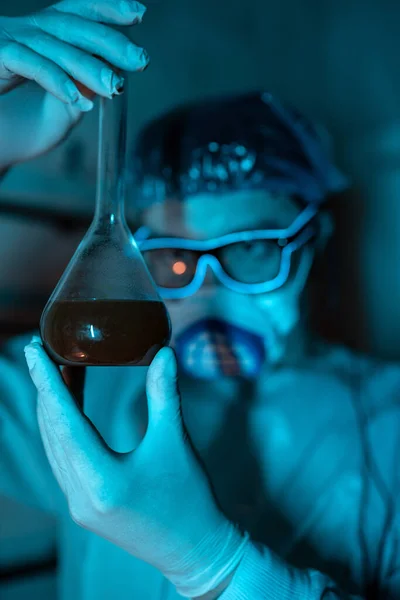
[{"x1": 2, "y1": 1, "x2": 400, "y2": 599}]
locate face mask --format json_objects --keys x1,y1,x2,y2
[
  {"x1": 165, "y1": 245, "x2": 314, "y2": 379},
  {"x1": 171, "y1": 303, "x2": 266, "y2": 380}
]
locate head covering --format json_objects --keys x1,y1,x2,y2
[{"x1": 131, "y1": 91, "x2": 348, "y2": 208}]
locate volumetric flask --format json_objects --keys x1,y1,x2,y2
[{"x1": 40, "y1": 78, "x2": 171, "y2": 366}]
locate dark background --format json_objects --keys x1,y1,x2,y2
[{"x1": 0, "y1": 0, "x2": 400, "y2": 598}]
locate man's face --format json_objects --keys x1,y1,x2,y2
[{"x1": 140, "y1": 189, "x2": 314, "y2": 378}]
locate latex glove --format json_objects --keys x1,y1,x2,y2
[
  {"x1": 24, "y1": 337, "x2": 249, "y2": 599},
  {"x1": 0, "y1": 0, "x2": 149, "y2": 169}
]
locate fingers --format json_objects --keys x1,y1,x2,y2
[
  {"x1": 0, "y1": 42, "x2": 93, "y2": 110},
  {"x1": 15, "y1": 31, "x2": 125, "y2": 98},
  {"x1": 146, "y1": 347, "x2": 184, "y2": 436},
  {"x1": 0, "y1": 1, "x2": 149, "y2": 105},
  {"x1": 53, "y1": 0, "x2": 147, "y2": 26},
  {"x1": 31, "y1": 11, "x2": 149, "y2": 73},
  {"x1": 24, "y1": 338, "x2": 108, "y2": 472}
]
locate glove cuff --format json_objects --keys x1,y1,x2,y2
[{"x1": 163, "y1": 519, "x2": 250, "y2": 598}]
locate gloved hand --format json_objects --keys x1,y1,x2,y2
[
  {"x1": 24, "y1": 337, "x2": 249, "y2": 599},
  {"x1": 0, "y1": 0, "x2": 149, "y2": 169}
]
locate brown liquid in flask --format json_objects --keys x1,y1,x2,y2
[
  {"x1": 40, "y1": 85, "x2": 171, "y2": 368},
  {"x1": 41, "y1": 299, "x2": 171, "y2": 367}
]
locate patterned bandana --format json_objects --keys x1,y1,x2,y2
[{"x1": 131, "y1": 91, "x2": 348, "y2": 207}]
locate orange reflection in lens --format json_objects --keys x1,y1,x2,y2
[{"x1": 172, "y1": 261, "x2": 187, "y2": 275}]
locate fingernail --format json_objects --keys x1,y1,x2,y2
[
  {"x1": 111, "y1": 73, "x2": 125, "y2": 96},
  {"x1": 164, "y1": 347, "x2": 177, "y2": 378},
  {"x1": 134, "y1": 48, "x2": 150, "y2": 71},
  {"x1": 137, "y1": 50, "x2": 150, "y2": 72},
  {"x1": 121, "y1": 1, "x2": 146, "y2": 21},
  {"x1": 140, "y1": 48, "x2": 150, "y2": 65},
  {"x1": 75, "y1": 95, "x2": 94, "y2": 112},
  {"x1": 101, "y1": 68, "x2": 123, "y2": 96},
  {"x1": 134, "y1": 1, "x2": 147, "y2": 21},
  {"x1": 24, "y1": 344, "x2": 39, "y2": 372},
  {"x1": 31, "y1": 335, "x2": 42, "y2": 346},
  {"x1": 64, "y1": 79, "x2": 80, "y2": 103},
  {"x1": 137, "y1": 59, "x2": 150, "y2": 73}
]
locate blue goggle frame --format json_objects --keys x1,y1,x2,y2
[{"x1": 134, "y1": 204, "x2": 318, "y2": 299}]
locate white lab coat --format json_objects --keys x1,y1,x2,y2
[{"x1": 1, "y1": 333, "x2": 400, "y2": 599}]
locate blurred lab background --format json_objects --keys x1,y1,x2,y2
[{"x1": 0, "y1": 0, "x2": 399, "y2": 598}]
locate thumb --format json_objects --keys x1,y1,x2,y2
[{"x1": 146, "y1": 346, "x2": 183, "y2": 434}]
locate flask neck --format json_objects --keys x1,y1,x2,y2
[{"x1": 94, "y1": 91, "x2": 128, "y2": 226}]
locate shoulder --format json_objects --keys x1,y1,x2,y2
[
  {"x1": 303, "y1": 342, "x2": 400, "y2": 471},
  {"x1": 267, "y1": 342, "x2": 400, "y2": 444},
  {"x1": 302, "y1": 341, "x2": 400, "y2": 399}
]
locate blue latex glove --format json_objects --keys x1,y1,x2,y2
[
  {"x1": 0, "y1": 0, "x2": 149, "y2": 168},
  {"x1": 24, "y1": 337, "x2": 249, "y2": 599}
]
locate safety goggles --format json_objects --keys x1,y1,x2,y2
[{"x1": 134, "y1": 204, "x2": 318, "y2": 299}]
